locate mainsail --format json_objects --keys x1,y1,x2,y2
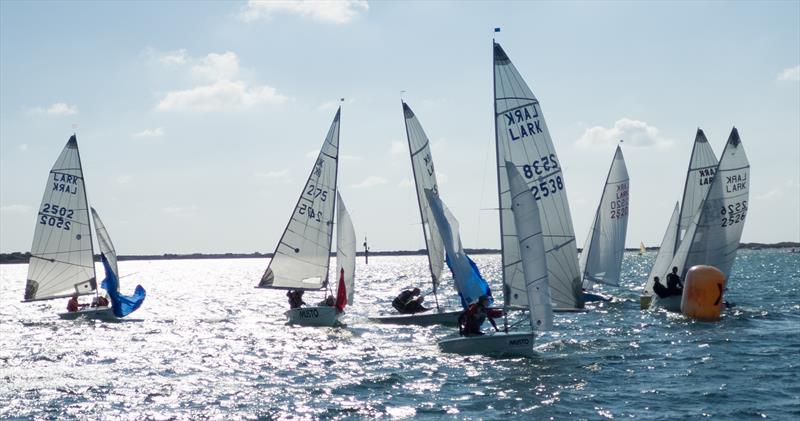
[
  {"x1": 506, "y1": 163, "x2": 552, "y2": 330},
  {"x1": 493, "y1": 42, "x2": 582, "y2": 309},
  {"x1": 335, "y1": 192, "x2": 356, "y2": 305},
  {"x1": 579, "y1": 146, "x2": 630, "y2": 287},
  {"x1": 676, "y1": 128, "x2": 718, "y2": 249},
  {"x1": 669, "y1": 128, "x2": 749, "y2": 279},
  {"x1": 402, "y1": 101, "x2": 445, "y2": 292},
  {"x1": 424, "y1": 189, "x2": 492, "y2": 308},
  {"x1": 644, "y1": 202, "x2": 680, "y2": 295},
  {"x1": 259, "y1": 108, "x2": 341, "y2": 290},
  {"x1": 25, "y1": 135, "x2": 96, "y2": 301}
]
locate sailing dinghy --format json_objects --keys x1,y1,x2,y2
[
  {"x1": 653, "y1": 128, "x2": 749, "y2": 311},
  {"x1": 257, "y1": 108, "x2": 355, "y2": 327},
  {"x1": 24, "y1": 135, "x2": 145, "y2": 320},
  {"x1": 370, "y1": 101, "x2": 491, "y2": 326},
  {"x1": 579, "y1": 146, "x2": 629, "y2": 302},
  {"x1": 438, "y1": 164, "x2": 553, "y2": 358}
]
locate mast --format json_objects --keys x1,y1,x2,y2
[
  {"x1": 674, "y1": 129, "x2": 701, "y2": 254},
  {"x1": 401, "y1": 100, "x2": 440, "y2": 311},
  {"x1": 73, "y1": 134, "x2": 99, "y2": 297},
  {"x1": 325, "y1": 105, "x2": 342, "y2": 289},
  {"x1": 492, "y1": 38, "x2": 509, "y2": 332}
]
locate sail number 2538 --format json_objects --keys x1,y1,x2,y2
[{"x1": 39, "y1": 203, "x2": 74, "y2": 230}]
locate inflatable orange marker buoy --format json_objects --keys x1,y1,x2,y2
[{"x1": 681, "y1": 265, "x2": 727, "y2": 321}]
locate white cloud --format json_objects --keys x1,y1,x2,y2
[
  {"x1": 398, "y1": 178, "x2": 414, "y2": 188},
  {"x1": 192, "y1": 52, "x2": 239, "y2": 81},
  {"x1": 156, "y1": 79, "x2": 288, "y2": 112},
  {"x1": 351, "y1": 175, "x2": 387, "y2": 189},
  {"x1": 256, "y1": 169, "x2": 289, "y2": 178},
  {"x1": 148, "y1": 48, "x2": 188, "y2": 66},
  {"x1": 116, "y1": 175, "x2": 133, "y2": 184},
  {"x1": 755, "y1": 189, "x2": 781, "y2": 200},
  {"x1": 576, "y1": 118, "x2": 672, "y2": 149},
  {"x1": 390, "y1": 141, "x2": 405, "y2": 155},
  {"x1": 240, "y1": 0, "x2": 369, "y2": 24},
  {"x1": 18, "y1": 144, "x2": 28, "y2": 152},
  {"x1": 28, "y1": 102, "x2": 78, "y2": 116},
  {"x1": 133, "y1": 128, "x2": 165, "y2": 138},
  {"x1": 777, "y1": 65, "x2": 800, "y2": 81},
  {"x1": 0, "y1": 204, "x2": 32, "y2": 214}
]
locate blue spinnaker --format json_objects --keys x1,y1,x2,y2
[
  {"x1": 446, "y1": 253, "x2": 493, "y2": 309},
  {"x1": 100, "y1": 254, "x2": 146, "y2": 317}
]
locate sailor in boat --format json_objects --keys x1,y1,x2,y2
[
  {"x1": 317, "y1": 295, "x2": 335, "y2": 307},
  {"x1": 391, "y1": 287, "x2": 429, "y2": 314},
  {"x1": 66, "y1": 293, "x2": 88, "y2": 312},
  {"x1": 287, "y1": 290, "x2": 306, "y2": 309},
  {"x1": 666, "y1": 266, "x2": 684, "y2": 296},
  {"x1": 91, "y1": 294, "x2": 109, "y2": 308},
  {"x1": 458, "y1": 295, "x2": 502, "y2": 336}
]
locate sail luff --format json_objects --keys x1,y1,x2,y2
[
  {"x1": 492, "y1": 40, "x2": 509, "y2": 312},
  {"x1": 644, "y1": 201, "x2": 680, "y2": 295},
  {"x1": 91, "y1": 207, "x2": 118, "y2": 278},
  {"x1": 401, "y1": 101, "x2": 444, "y2": 300},
  {"x1": 74, "y1": 137, "x2": 98, "y2": 290},
  {"x1": 258, "y1": 108, "x2": 341, "y2": 290}
]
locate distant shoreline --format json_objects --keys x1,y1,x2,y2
[{"x1": 1, "y1": 242, "x2": 797, "y2": 265}]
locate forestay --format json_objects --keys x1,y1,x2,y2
[
  {"x1": 506, "y1": 163, "x2": 552, "y2": 330},
  {"x1": 259, "y1": 109, "x2": 341, "y2": 290},
  {"x1": 424, "y1": 189, "x2": 492, "y2": 308},
  {"x1": 670, "y1": 128, "x2": 749, "y2": 279},
  {"x1": 579, "y1": 146, "x2": 629, "y2": 287},
  {"x1": 676, "y1": 129, "x2": 718, "y2": 249},
  {"x1": 335, "y1": 192, "x2": 356, "y2": 304},
  {"x1": 25, "y1": 135, "x2": 96, "y2": 301},
  {"x1": 402, "y1": 101, "x2": 445, "y2": 291},
  {"x1": 644, "y1": 202, "x2": 680, "y2": 295},
  {"x1": 91, "y1": 207, "x2": 118, "y2": 277},
  {"x1": 493, "y1": 42, "x2": 582, "y2": 309}
]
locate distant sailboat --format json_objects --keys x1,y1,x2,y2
[
  {"x1": 643, "y1": 129, "x2": 719, "y2": 308},
  {"x1": 438, "y1": 41, "x2": 564, "y2": 357},
  {"x1": 639, "y1": 242, "x2": 646, "y2": 255},
  {"x1": 579, "y1": 146, "x2": 629, "y2": 300},
  {"x1": 24, "y1": 135, "x2": 145, "y2": 319},
  {"x1": 654, "y1": 128, "x2": 750, "y2": 311},
  {"x1": 257, "y1": 108, "x2": 354, "y2": 326},
  {"x1": 370, "y1": 101, "x2": 490, "y2": 326}
]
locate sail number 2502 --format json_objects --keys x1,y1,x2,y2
[{"x1": 39, "y1": 203, "x2": 74, "y2": 230}]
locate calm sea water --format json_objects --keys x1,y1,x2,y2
[{"x1": 1, "y1": 250, "x2": 798, "y2": 420}]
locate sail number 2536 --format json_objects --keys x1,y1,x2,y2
[{"x1": 39, "y1": 203, "x2": 74, "y2": 230}]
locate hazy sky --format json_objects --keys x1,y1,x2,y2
[{"x1": 1, "y1": 0, "x2": 798, "y2": 254}]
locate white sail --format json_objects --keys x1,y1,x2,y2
[
  {"x1": 578, "y1": 146, "x2": 630, "y2": 287},
  {"x1": 493, "y1": 42, "x2": 582, "y2": 309},
  {"x1": 676, "y1": 128, "x2": 718, "y2": 248},
  {"x1": 91, "y1": 207, "x2": 118, "y2": 277},
  {"x1": 402, "y1": 101, "x2": 445, "y2": 290},
  {"x1": 644, "y1": 202, "x2": 680, "y2": 295},
  {"x1": 640, "y1": 242, "x2": 646, "y2": 254},
  {"x1": 259, "y1": 109, "x2": 341, "y2": 290},
  {"x1": 25, "y1": 135, "x2": 96, "y2": 301},
  {"x1": 335, "y1": 192, "x2": 356, "y2": 304},
  {"x1": 506, "y1": 163, "x2": 552, "y2": 330},
  {"x1": 669, "y1": 128, "x2": 749, "y2": 279}
]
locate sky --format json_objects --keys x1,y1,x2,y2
[{"x1": 1, "y1": 0, "x2": 798, "y2": 255}]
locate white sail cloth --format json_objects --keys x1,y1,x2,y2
[
  {"x1": 91, "y1": 207, "x2": 118, "y2": 277},
  {"x1": 506, "y1": 163, "x2": 553, "y2": 330},
  {"x1": 259, "y1": 109, "x2": 341, "y2": 290},
  {"x1": 579, "y1": 146, "x2": 629, "y2": 287},
  {"x1": 335, "y1": 192, "x2": 356, "y2": 304},
  {"x1": 669, "y1": 128, "x2": 749, "y2": 279},
  {"x1": 644, "y1": 202, "x2": 680, "y2": 295},
  {"x1": 402, "y1": 101, "x2": 445, "y2": 290},
  {"x1": 493, "y1": 42, "x2": 582, "y2": 309},
  {"x1": 25, "y1": 135, "x2": 96, "y2": 301}
]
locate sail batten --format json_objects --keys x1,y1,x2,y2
[{"x1": 259, "y1": 109, "x2": 341, "y2": 290}]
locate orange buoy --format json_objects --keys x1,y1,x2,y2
[{"x1": 681, "y1": 265, "x2": 727, "y2": 321}]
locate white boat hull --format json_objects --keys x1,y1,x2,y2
[
  {"x1": 650, "y1": 294, "x2": 682, "y2": 312},
  {"x1": 58, "y1": 307, "x2": 116, "y2": 321},
  {"x1": 369, "y1": 310, "x2": 462, "y2": 327},
  {"x1": 438, "y1": 332, "x2": 536, "y2": 358},
  {"x1": 285, "y1": 306, "x2": 341, "y2": 327}
]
